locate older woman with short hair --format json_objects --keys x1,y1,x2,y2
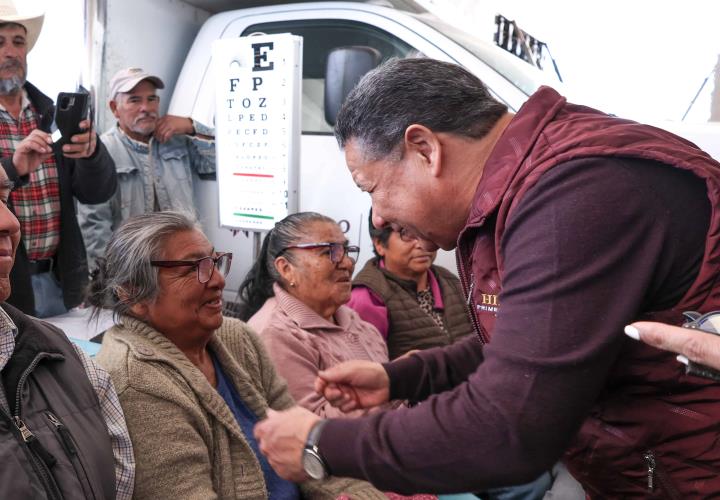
[{"x1": 89, "y1": 211, "x2": 384, "y2": 500}]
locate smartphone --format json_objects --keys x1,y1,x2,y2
[
  {"x1": 52, "y1": 86, "x2": 91, "y2": 147},
  {"x1": 678, "y1": 311, "x2": 720, "y2": 381}
]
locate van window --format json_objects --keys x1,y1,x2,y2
[{"x1": 242, "y1": 20, "x2": 414, "y2": 134}]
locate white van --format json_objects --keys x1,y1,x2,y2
[{"x1": 168, "y1": 0, "x2": 562, "y2": 302}]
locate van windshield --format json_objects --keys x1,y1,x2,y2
[{"x1": 413, "y1": 13, "x2": 559, "y2": 96}]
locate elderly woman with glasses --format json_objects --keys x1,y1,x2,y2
[
  {"x1": 88, "y1": 211, "x2": 384, "y2": 500},
  {"x1": 347, "y1": 210, "x2": 474, "y2": 360},
  {"x1": 239, "y1": 212, "x2": 393, "y2": 419}
]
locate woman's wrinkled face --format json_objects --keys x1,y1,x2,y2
[
  {"x1": 376, "y1": 230, "x2": 436, "y2": 282},
  {"x1": 276, "y1": 221, "x2": 355, "y2": 320},
  {"x1": 139, "y1": 229, "x2": 226, "y2": 343}
]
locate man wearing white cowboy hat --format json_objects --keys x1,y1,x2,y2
[{"x1": 0, "y1": 0, "x2": 118, "y2": 320}]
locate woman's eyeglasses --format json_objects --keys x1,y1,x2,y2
[
  {"x1": 397, "y1": 227, "x2": 418, "y2": 243},
  {"x1": 151, "y1": 252, "x2": 233, "y2": 284},
  {"x1": 280, "y1": 242, "x2": 359, "y2": 264}
]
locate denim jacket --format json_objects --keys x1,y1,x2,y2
[{"x1": 77, "y1": 124, "x2": 215, "y2": 270}]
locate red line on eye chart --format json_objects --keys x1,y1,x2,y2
[{"x1": 233, "y1": 172, "x2": 274, "y2": 178}]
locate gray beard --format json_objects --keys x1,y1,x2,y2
[{"x1": 0, "y1": 75, "x2": 25, "y2": 95}]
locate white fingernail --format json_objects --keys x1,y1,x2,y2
[
  {"x1": 624, "y1": 325, "x2": 640, "y2": 340},
  {"x1": 677, "y1": 355, "x2": 689, "y2": 366}
]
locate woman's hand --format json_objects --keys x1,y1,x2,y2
[{"x1": 626, "y1": 321, "x2": 720, "y2": 370}]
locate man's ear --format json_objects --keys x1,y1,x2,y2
[
  {"x1": 109, "y1": 100, "x2": 119, "y2": 119},
  {"x1": 403, "y1": 124, "x2": 442, "y2": 178}
]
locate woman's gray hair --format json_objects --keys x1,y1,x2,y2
[
  {"x1": 86, "y1": 211, "x2": 202, "y2": 322},
  {"x1": 334, "y1": 57, "x2": 508, "y2": 161}
]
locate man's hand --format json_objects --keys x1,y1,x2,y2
[
  {"x1": 314, "y1": 360, "x2": 390, "y2": 413},
  {"x1": 63, "y1": 119, "x2": 97, "y2": 159},
  {"x1": 627, "y1": 321, "x2": 720, "y2": 370},
  {"x1": 13, "y1": 129, "x2": 53, "y2": 176},
  {"x1": 254, "y1": 406, "x2": 320, "y2": 482},
  {"x1": 154, "y1": 115, "x2": 193, "y2": 143}
]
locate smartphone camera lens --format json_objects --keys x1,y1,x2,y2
[{"x1": 59, "y1": 96, "x2": 74, "y2": 111}]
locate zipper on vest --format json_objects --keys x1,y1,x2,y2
[
  {"x1": 15, "y1": 416, "x2": 57, "y2": 467},
  {"x1": 12, "y1": 353, "x2": 64, "y2": 500},
  {"x1": 46, "y1": 411, "x2": 97, "y2": 500},
  {"x1": 466, "y1": 280, "x2": 474, "y2": 308},
  {"x1": 644, "y1": 450, "x2": 655, "y2": 492},
  {"x1": 456, "y1": 247, "x2": 488, "y2": 344},
  {"x1": 643, "y1": 449, "x2": 682, "y2": 499},
  {"x1": 14, "y1": 353, "x2": 49, "y2": 419},
  {"x1": 46, "y1": 412, "x2": 77, "y2": 456}
]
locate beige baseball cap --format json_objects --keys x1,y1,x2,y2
[{"x1": 108, "y1": 67, "x2": 165, "y2": 100}]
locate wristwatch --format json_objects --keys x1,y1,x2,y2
[{"x1": 302, "y1": 420, "x2": 329, "y2": 480}]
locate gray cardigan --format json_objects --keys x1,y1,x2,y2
[{"x1": 97, "y1": 315, "x2": 385, "y2": 499}]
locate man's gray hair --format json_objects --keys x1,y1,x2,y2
[
  {"x1": 86, "y1": 211, "x2": 202, "y2": 322},
  {"x1": 334, "y1": 58, "x2": 508, "y2": 160}
]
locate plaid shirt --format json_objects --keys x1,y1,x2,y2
[
  {"x1": 0, "y1": 90, "x2": 61, "y2": 260},
  {"x1": 0, "y1": 306, "x2": 134, "y2": 499}
]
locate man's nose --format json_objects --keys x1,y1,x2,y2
[{"x1": 371, "y1": 212, "x2": 387, "y2": 229}]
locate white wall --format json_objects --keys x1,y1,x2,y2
[
  {"x1": 98, "y1": 0, "x2": 211, "y2": 131},
  {"x1": 26, "y1": 0, "x2": 84, "y2": 102}
]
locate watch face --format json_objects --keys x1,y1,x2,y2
[{"x1": 303, "y1": 450, "x2": 327, "y2": 480}]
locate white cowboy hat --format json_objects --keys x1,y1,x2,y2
[{"x1": 0, "y1": 0, "x2": 44, "y2": 52}]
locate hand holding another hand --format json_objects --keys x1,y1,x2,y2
[{"x1": 314, "y1": 360, "x2": 390, "y2": 413}]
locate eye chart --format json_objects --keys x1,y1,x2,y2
[{"x1": 213, "y1": 34, "x2": 302, "y2": 231}]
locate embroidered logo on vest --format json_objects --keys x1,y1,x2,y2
[{"x1": 477, "y1": 293, "x2": 499, "y2": 313}]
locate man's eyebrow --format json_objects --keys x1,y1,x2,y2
[{"x1": 0, "y1": 179, "x2": 15, "y2": 191}]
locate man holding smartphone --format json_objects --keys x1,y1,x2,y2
[
  {"x1": 0, "y1": 2, "x2": 117, "y2": 317},
  {"x1": 77, "y1": 67, "x2": 216, "y2": 271}
]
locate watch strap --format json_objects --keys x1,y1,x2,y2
[{"x1": 306, "y1": 419, "x2": 328, "y2": 450}]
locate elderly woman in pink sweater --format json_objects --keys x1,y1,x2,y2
[{"x1": 239, "y1": 212, "x2": 393, "y2": 418}]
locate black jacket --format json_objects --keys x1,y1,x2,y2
[
  {"x1": 0, "y1": 82, "x2": 117, "y2": 315},
  {"x1": 0, "y1": 302, "x2": 116, "y2": 499}
]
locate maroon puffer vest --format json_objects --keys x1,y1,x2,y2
[{"x1": 456, "y1": 86, "x2": 720, "y2": 498}]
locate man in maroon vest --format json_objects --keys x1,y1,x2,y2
[{"x1": 254, "y1": 58, "x2": 720, "y2": 498}]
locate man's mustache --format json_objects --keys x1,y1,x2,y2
[
  {"x1": 134, "y1": 112, "x2": 158, "y2": 123},
  {"x1": 0, "y1": 59, "x2": 22, "y2": 72}
]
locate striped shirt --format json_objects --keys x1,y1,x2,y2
[
  {"x1": 0, "y1": 90, "x2": 61, "y2": 260},
  {"x1": 0, "y1": 306, "x2": 134, "y2": 499}
]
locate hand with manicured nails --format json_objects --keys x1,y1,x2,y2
[
  {"x1": 626, "y1": 321, "x2": 720, "y2": 370},
  {"x1": 253, "y1": 407, "x2": 320, "y2": 482},
  {"x1": 314, "y1": 360, "x2": 390, "y2": 413},
  {"x1": 154, "y1": 115, "x2": 193, "y2": 143}
]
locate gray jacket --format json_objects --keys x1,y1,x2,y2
[{"x1": 77, "y1": 124, "x2": 215, "y2": 269}]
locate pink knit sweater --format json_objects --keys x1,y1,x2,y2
[{"x1": 248, "y1": 283, "x2": 389, "y2": 418}]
